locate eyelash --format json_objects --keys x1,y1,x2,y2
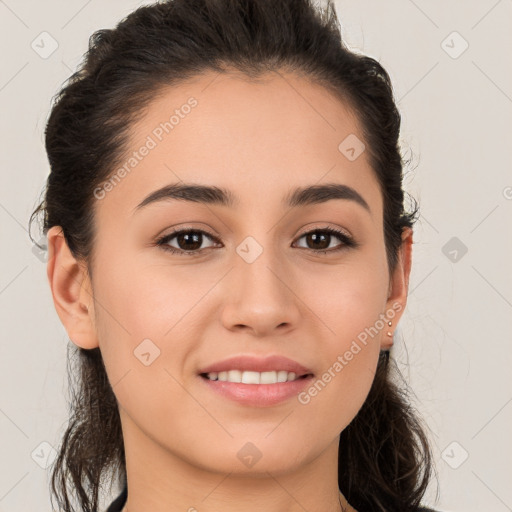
[{"x1": 155, "y1": 226, "x2": 358, "y2": 257}]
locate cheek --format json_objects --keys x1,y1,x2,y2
[
  {"x1": 93, "y1": 267, "x2": 197, "y2": 435},
  {"x1": 291, "y1": 263, "x2": 388, "y2": 430},
  {"x1": 96, "y1": 255, "x2": 192, "y2": 340},
  {"x1": 91, "y1": 260, "x2": 187, "y2": 386},
  {"x1": 298, "y1": 317, "x2": 382, "y2": 437},
  {"x1": 300, "y1": 257, "x2": 389, "y2": 342}
]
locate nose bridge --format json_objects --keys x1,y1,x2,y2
[
  {"x1": 222, "y1": 231, "x2": 300, "y2": 333},
  {"x1": 235, "y1": 232, "x2": 286, "y2": 299}
]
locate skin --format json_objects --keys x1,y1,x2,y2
[{"x1": 46, "y1": 69, "x2": 413, "y2": 512}]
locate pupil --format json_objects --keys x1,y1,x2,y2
[
  {"x1": 178, "y1": 231, "x2": 201, "y2": 250},
  {"x1": 309, "y1": 232, "x2": 329, "y2": 250}
]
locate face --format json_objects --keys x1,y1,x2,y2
[{"x1": 48, "y1": 70, "x2": 411, "y2": 480}]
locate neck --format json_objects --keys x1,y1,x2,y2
[
  {"x1": 118, "y1": 412, "x2": 354, "y2": 512},
  {"x1": 122, "y1": 491, "x2": 353, "y2": 512}
]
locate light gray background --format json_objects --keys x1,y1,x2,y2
[{"x1": 1, "y1": 0, "x2": 511, "y2": 511}]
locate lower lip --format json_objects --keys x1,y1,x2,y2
[{"x1": 198, "y1": 374, "x2": 314, "y2": 407}]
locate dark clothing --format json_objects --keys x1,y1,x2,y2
[
  {"x1": 106, "y1": 486, "x2": 439, "y2": 511},
  {"x1": 106, "y1": 486, "x2": 127, "y2": 511}
]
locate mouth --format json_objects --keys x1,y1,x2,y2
[
  {"x1": 198, "y1": 371, "x2": 315, "y2": 407},
  {"x1": 199, "y1": 370, "x2": 314, "y2": 384},
  {"x1": 197, "y1": 354, "x2": 314, "y2": 381},
  {"x1": 196, "y1": 354, "x2": 315, "y2": 406}
]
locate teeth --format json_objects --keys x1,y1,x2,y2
[{"x1": 205, "y1": 370, "x2": 302, "y2": 384}]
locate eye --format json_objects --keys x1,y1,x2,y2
[
  {"x1": 156, "y1": 229, "x2": 221, "y2": 256},
  {"x1": 155, "y1": 226, "x2": 357, "y2": 256},
  {"x1": 293, "y1": 226, "x2": 357, "y2": 254}
]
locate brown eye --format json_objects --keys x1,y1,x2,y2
[
  {"x1": 157, "y1": 229, "x2": 220, "y2": 256},
  {"x1": 156, "y1": 226, "x2": 357, "y2": 257},
  {"x1": 294, "y1": 227, "x2": 356, "y2": 253}
]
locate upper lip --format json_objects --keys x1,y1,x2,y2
[{"x1": 198, "y1": 355, "x2": 314, "y2": 377}]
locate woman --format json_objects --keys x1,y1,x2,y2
[{"x1": 30, "y1": 0, "x2": 439, "y2": 510}]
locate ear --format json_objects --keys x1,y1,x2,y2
[
  {"x1": 46, "y1": 226, "x2": 98, "y2": 349},
  {"x1": 381, "y1": 226, "x2": 413, "y2": 350}
]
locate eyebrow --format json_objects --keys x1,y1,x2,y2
[{"x1": 132, "y1": 182, "x2": 371, "y2": 214}]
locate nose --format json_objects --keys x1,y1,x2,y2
[{"x1": 220, "y1": 242, "x2": 301, "y2": 337}]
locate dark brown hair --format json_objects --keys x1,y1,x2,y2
[{"x1": 29, "y1": 0, "x2": 436, "y2": 510}]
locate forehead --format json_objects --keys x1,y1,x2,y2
[{"x1": 95, "y1": 69, "x2": 382, "y2": 221}]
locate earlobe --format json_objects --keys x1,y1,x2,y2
[
  {"x1": 46, "y1": 226, "x2": 98, "y2": 349},
  {"x1": 381, "y1": 227, "x2": 414, "y2": 351}
]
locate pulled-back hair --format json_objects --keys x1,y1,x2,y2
[{"x1": 29, "y1": 0, "x2": 435, "y2": 510}]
